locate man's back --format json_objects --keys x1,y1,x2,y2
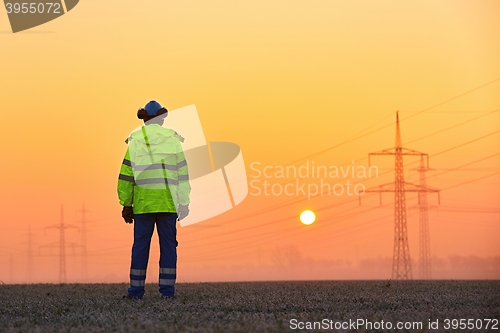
[{"x1": 118, "y1": 124, "x2": 190, "y2": 214}]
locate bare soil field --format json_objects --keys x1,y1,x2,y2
[{"x1": 0, "y1": 281, "x2": 498, "y2": 332}]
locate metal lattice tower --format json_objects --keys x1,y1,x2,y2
[
  {"x1": 27, "y1": 224, "x2": 34, "y2": 283},
  {"x1": 363, "y1": 112, "x2": 440, "y2": 280},
  {"x1": 417, "y1": 156, "x2": 432, "y2": 279},
  {"x1": 58, "y1": 206, "x2": 67, "y2": 283},
  {"x1": 43, "y1": 205, "x2": 79, "y2": 283},
  {"x1": 392, "y1": 113, "x2": 412, "y2": 280},
  {"x1": 79, "y1": 204, "x2": 90, "y2": 282}
]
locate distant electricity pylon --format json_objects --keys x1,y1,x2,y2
[
  {"x1": 79, "y1": 204, "x2": 90, "y2": 282},
  {"x1": 41, "y1": 205, "x2": 80, "y2": 283},
  {"x1": 361, "y1": 112, "x2": 439, "y2": 280},
  {"x1": 415, "y1": 156, "x2": 439, "y2": 279},
  {"x1": 22, "y1": 224, "x2": 37, "y2": 282},
  {"x1": 27, "y1": 224, "x2": 34, "y2": 283}
]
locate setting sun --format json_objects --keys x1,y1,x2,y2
[{"x1": 300, "y1": 210, "x2": 316, "y2": 225}]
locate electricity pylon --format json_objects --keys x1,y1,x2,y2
[
  {"x1": 363, "y1": 112, "x2": 439, "y2": 280},
  {"x1": 79, "y1": 204, "x2": 90, "y2": 282},
  {"x1": 42, "y1": 205, "x2": 80, "y2": 283},
  {"x1": 20, "y1": 225, "x2": 36, "y2": 283},
  {"x1": 27, "y1": 224, "x2": 34, "y2": 283},
  {"x1": 415, "y1": 155, "x2": 434, "y2": 279}
]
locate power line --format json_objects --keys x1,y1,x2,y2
[
  {"x1": 431, "y1": 130, "x2": 500, "y2": 158},
  {"x1": 285, "y1": 77, "x2": 500, "y2": 166},
  {"x1": 405, "y1": 109, "x2": 500, "y2": 145},
  {"x1": 442, "y1": 171, "x2": 500, "y2": 191},
  {"x1": 401, "y1": 77, "x2": 500, "y2": 121}
]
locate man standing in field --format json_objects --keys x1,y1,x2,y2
[{"x1": 118, "y1": 100, "x2": 191, "y2": 299}]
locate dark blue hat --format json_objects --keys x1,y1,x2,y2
[{"x1": 144, "y1": 100, "x2": 163, "y2": 116}]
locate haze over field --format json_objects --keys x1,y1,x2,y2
[
  {"x1": 0, "y1": 0, "x2": 499, "y2": 283},
  {"x1": 1, "y1": 281, "x2": 499, "y2": 333}
]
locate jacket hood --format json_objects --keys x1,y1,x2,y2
[{"x1": 127, "y1": 125, "x2": 180, "y2": 145}]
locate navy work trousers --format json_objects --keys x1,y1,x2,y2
[{"x1": 128, "y1": 212, "x2": 178, "y2": 298}]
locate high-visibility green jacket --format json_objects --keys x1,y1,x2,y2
[{"x1": 118, "y1": 124, "x2": 190, "y2": 214}]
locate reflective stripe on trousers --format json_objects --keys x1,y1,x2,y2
[
  {"x1": 130, "y1": 279, "x2": 145, "y2": 287},
  {"x1": 130, "y1": 268, "x2": 146, "y2": 288},
  {"x1": 131, "y1": 269, "x2": 146, "y2": 276},
  {"x1": 159, "y1": 267, "x2": 176, "y2": 286},
  {"x1": 159, "y1": 278, "x2": 175, "y2": 286},
  {"x1": 160, "y1": 268, "x2": 176, "y2": 275}
]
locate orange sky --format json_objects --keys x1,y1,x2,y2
[{"x1": 0, "y1": 0, "x2": 499, "y2": 283}]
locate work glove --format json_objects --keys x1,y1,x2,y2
[
  {"x1": 122, "y1": 206, "x2": 134, "y2": 224},
  {"x1": 177, "y1": 205, "x2": 190, "y2": 221}
]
